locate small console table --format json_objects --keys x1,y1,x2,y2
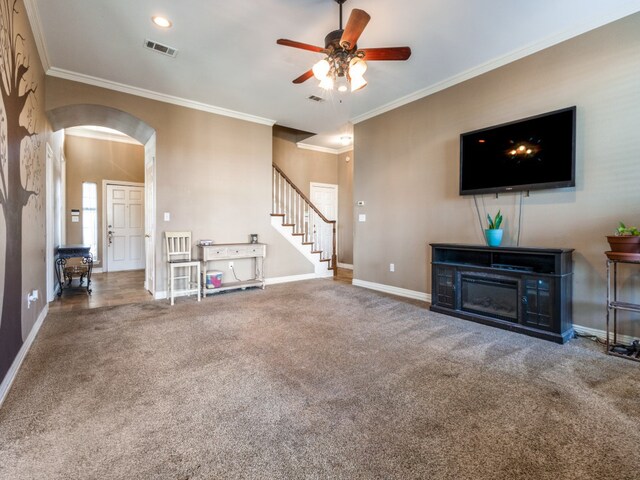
[
  {"x1": 55, "y1": 244, "x2": 93, "y2": 296},
  {"x1": 430, "y1": 244, "x2": 574, "y2": 343},
  {"x1": 198, "y1": 243, "x2": 266, "y2": 296},
  {"x1": 606, "y1": 253, "x2": 640, "y2": 362}
]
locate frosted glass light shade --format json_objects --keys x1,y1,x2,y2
[
  {"x1": 312, "y1": 59, "x2": 331, "y2": 80},
  {"x1": 319, "y1": 76, "x2": 334, "y2": 90},
  {"x1": 350, "y1": 75, "x2": 367, "y2": 92},
  {"x1": 349, "y1": 57, "x2": 367, "y2": 78}
]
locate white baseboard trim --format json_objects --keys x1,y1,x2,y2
[
  {"x1": 337, "y1": 263, "x2": 353, "y2": 270},
  {"x1": 573, "y1": 324, "x2": 637, "y2": 345},
  {"x1": 92, "y1": 267, "x2": 104, "y2": 274},
  {"x1": 266, "y1": 273, "x2": 318, "y2": 285},
  {"x1": 0, "y1": 304, "x2": 49, "y2": 409},
  {"x1": 353, "y1": 279, "x2": 430, "y2": 302}
]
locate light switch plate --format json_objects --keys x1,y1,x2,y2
[
  {"x1": 358, "y1": 214, "x2": 366, "y2": 222},
  {"x1": 164, "y1": 212, "x2": 170, "y2": 222}
]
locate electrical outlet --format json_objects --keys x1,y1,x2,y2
[
  {"x1": 228, "y1": 261, "x2": 234, "y2": 269},
  {"x1": 27, "y1": 289, "x2": 38, "y2": 308},
  {"x1": 390, "y1": 263, "x2": 395, "y2": 272}
]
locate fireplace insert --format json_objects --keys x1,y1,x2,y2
[{"x1": 461, "y1": 275, "x2": 518, "y2": 322}]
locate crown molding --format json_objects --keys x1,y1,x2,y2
[
  {"x1": 351, "y1": 7, "x2": 640, "y2": 125},
  {"x1": 46, "y1": 67, "x2": 277, "y2": 127},
  {"x1": 296, "y1": 142, "x2": 353, "y2": 154},
  {"x1": 23, "y1": 0, "x2": 51, "y2": 71}
]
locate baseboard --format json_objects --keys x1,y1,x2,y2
[
  {"x1": 352, "y1": 279, "x2": 430, "y2": 302},
  {"x1": 0, "y1": 304, "x2": 49, "y2": 409},
  {"x1": 337, "y1": 263, "x2": 353, "y2": 270},
  {"x1": 265, "y1": 273, "x2": 319, "y2": 285},
  {"x1": 573, "y1": 324, "x2": 637, "y2": 346},
  {"x1": 92, "y1": 267, "x2": 103, "y2": 274}
]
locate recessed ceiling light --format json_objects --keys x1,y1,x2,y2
[{"x1": 152, "y1": 16, "x2": 172, "y2": 28}]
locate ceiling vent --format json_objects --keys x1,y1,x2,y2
[
  {"x1": 307, "y1": 95, "x2": 324, "y2": 102},
  {"x1": 144, "y1": 39, "x2": 178, "y2": 57}
]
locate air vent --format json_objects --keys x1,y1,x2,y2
[
  {"x1": 144, "y1": 39, "x2": 178, "y2": 57},
  {"x1": 307, "y1": 95, "x2": 324, "y2": 102}
]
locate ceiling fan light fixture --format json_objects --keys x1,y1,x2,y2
[
  {"x1": 349, "y1": 57, "x2": 367, "y2": 78},
  {"x1": 350, "y1": 75, "x2": 367, "y2": 92},
  {"x1": 312, "y1": 59, "x2": 331, "y2": 80},
  {"x1": 319, "y1": 76, "x2": 334, "y2": 90}
]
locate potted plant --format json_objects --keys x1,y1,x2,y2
[
  {"x1": 485, "y1": 210, "x2": 503, "y2": 247},
  {"x1": 607, "y1": 222, "x2": 640, "y2": 253}
]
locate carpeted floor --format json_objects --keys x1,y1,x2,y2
[{"x1": 0, "y1": 280, "x2": 639, "y2": 479}]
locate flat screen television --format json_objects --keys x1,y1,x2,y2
[{"x1": 459, "y1": 106, "x2": 576, "y2": 195}]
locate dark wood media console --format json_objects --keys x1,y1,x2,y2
[{"x1": 430, "y1": 244, "x2": 574, "y2": 343}]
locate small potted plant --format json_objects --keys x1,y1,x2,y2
[
  {"x1": 607, "y1": 222, "x2": 640, "y2": 253},
  {"x1": 486, "y1": 210, "x2": 503, "y2": 247}
]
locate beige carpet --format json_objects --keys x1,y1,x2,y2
[{"x1": 0, "y1": 280, "x2": 638, "y2": 479}]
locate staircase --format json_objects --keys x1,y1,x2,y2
[{"x1": 271, "y1": 163, "x2": 336, "y2": 277}]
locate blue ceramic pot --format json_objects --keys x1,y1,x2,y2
[{"x1": 485, "y1": 229, "x2": 503, "y2": 247}]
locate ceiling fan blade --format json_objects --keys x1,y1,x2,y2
[
  {"x1": 277, "y1": 39, "x2": 325, "y2": 53},
  {"x1": 340, "y1": 9, "x2": 371, "y2": 50},
  {"x1": 359, "y1": 47, "x2": 412, "y2": 61},
  {"x1": 293, "y1": 70, "x2": 315, "y2": 84}
]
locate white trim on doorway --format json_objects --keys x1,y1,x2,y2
[{"x1": 45, "y1": 143, "x2": 55, "y2": 302}]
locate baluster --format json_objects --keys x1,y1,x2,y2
[
  {"x1": 293, "y1": 187, "x2": 297, "y2": 232},
  {"x1": 272, "y1": 168, "x2": 276, "y2": 214}
]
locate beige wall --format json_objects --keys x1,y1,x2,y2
[
  {"x1": 272, "y1": 131, "x2": 354, "y2": 265},
  {"x1": 273, "y1": 135, "x2": 338, "y2": 197},
  {"x1": 64, "y1": 135, "x2": 145, "y2": 266},
  {"x1": 0, "y1": 0, "x2": 50, "y2": 382},
  {"x1": 46, "y1": 77, "x2": 314, "y2": 291},
  {"x1": 354, "y1": 13, "x2": 640, "y2": 336}
]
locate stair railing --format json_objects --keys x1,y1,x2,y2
[{"x1": 272, "y1": 163, "x2": 337, "y2": 275}]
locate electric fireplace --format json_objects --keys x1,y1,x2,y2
[{"x1": 430, "y1": 244, "x2": 574, "y2": 343}]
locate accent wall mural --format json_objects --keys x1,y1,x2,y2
[{"x1": 0, "y1": 0, "x2": 43, "y2": 382}]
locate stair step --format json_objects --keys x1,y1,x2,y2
[
  {"x1": 320, "y1": 258, "x2": 331, "y2": 263},
  {"x1": 270, "y1": 213, "x2": 285, "y2": 217},
  {"x1": 302, "y1": 242, "x2": 313, "y2": 245},
  {"x1": 311, "y1": 250, "x2": 322, "y2": 254},
  {"x1": 282, "y1": 223, "x2": 295, "y2": 227},
  {"x1": 292, "y1": 233, "x2": 305, "y2": 236}
]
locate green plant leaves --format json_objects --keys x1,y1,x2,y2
[{"x1": 487, "y1": 210, "x2": 503, "y2": 230}]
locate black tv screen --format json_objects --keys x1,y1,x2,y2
[{"x1": 459, "y1": 107, "x2": 576, "y2": 195}]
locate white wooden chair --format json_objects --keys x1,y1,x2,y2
[{"x1": 165, "y1": 231, "x2": 201, "y2": 305}]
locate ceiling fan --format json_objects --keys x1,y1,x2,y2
[{"x1": 277, "y1": 0, "x2": 411, "y2": 92}]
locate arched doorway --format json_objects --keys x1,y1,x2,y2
[{"x1": 46, "y1": 104, "x2": 157, "y2": 296}]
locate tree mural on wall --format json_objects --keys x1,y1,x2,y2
[{"x1": 0, "y1": 0, "x2": 40, "y2": 380}]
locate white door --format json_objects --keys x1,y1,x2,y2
[
  {"x1": 310, "y1": 183, "x2": 338, "y2": 261},
  {"x1": 106, "y1": 184, "x2": 145, "y2": 271}
]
